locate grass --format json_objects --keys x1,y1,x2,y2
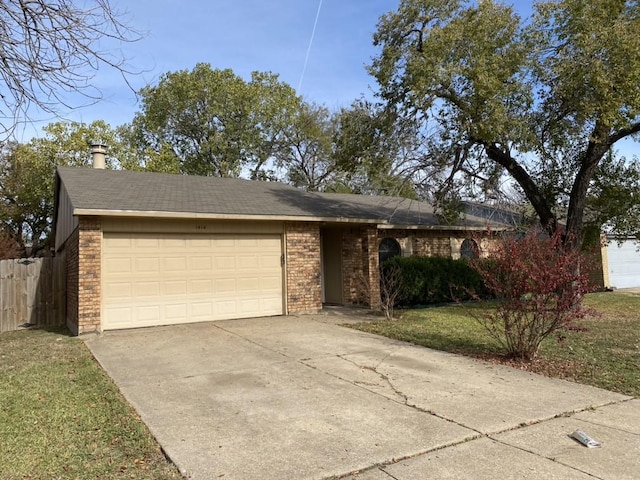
[
  {"x1": 0, "y1": 328, "x2": 183, "y2": 480},
  {"x1": 350, "y1": 291, "x2": 640, "y2": 398}
]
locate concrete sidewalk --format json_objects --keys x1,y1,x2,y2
[{"x1": 85, "y1": 315, "x2": 638, "y2": 480}]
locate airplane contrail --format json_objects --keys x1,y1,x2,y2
[{"x1": 298, "y1": 0, "x2": 323, "y2": 93}]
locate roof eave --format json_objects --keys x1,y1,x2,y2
[
  {"x1": 378, "y1": 223, "x2": 510, "y2": 231},
  {"x1": 72, "y1": 208, "x2": 380, "y2": 225},
  {"x1": 72, "y1": 208, "x2": 510, "y2": 230}
]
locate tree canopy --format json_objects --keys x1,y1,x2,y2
[
  {"x1": 127, "y1": 64, "x2": 302, "y2": 179},
  {"x1": 0, "y1": 121, "x2": 128, "y2": 255},
  {"x1": 371, "y1": 0, "x2": 640, "y2": 242}
]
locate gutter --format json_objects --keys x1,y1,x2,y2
[{"x1": 72, "y1": 208, "x2": 381, "y2": 225}]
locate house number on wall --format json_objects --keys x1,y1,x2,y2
[{"x1": 195, "y1": 224, "x2": 207, "y2": 231}]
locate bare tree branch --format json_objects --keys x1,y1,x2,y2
[{"x1": 0, "y1": 0, "x2": 141, "y2": 137}]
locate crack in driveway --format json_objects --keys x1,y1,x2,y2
[{"x1": 330, "y1": 353, "x2": 486, "y2": 436}]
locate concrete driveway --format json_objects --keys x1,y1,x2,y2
[{"x1": 85, "y1": 314, "x2": 638, "y2": 480}]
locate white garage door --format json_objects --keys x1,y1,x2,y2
[
  {"x1": 607, "y1": 239, "x2": 640, "y2": 288},
  {"x1": 102, "y1": 233, "x2": 284, "y2": 330}
]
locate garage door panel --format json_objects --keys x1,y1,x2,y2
[
  {"x1": 188, "y1": 238, "x2": 211, "y2": 249},
  {"x1": 244, "y1": 277, "x2": 265, "y2": 291},
  {"x1": 260, "y1": 256, "x2": 281, "y2": 268},
  {"x1": 135, "y1": 237, "x2": 160, "y2": 248},
  {"x1": 105, "y1": 282, "x2": 132, "y2": 299},
  {"x1": 261, "y1": 275, "x2": 283, "y2": 290},
  {"x1": 216, "y1": 300, "x2": 238, "y2": 315},
  {"x1": 261, "y1": 297, "x2": 284, "y2": 312},
  {"x1": 215, "y1": 256, "x2": 236, "y2": 270},
  {"x1": 106, "y1": 237, "x2": 133, "y2": 249},
  {"x1": 105, "y1": 307, "x2": 132, "y2": 325},
  {"x1": 136, "y1": 257, "x2": 160, "y2": 273},
  {"x1": 105, "y1": 257, "x2": 133, "y2": 274},
  {"x1": 103, "y1": 233, "x2": 284, "y2": 330},
  {"x1": 212, "y1": 238, "x2": 235, "y2": 248},
  {"x1": 163, "y1": 280, "x2": 187, "y2": 295},
  {"x1": 191, "y1": 302, "x2": 213, "y2": 317},
  {"x1": 215, "y1": 278, "x2": 237, "y2": 293},
  {"x1": 135, "y1": 282, "x2": 160, "y2": 297},
  {"x1": 190, "y1": 279, "x2": 213, "y2": 294},
  {"x1": 163, "y1": 257, "x2": 187, "y2": 272},
  {"x1": 237, "y1": 255, "x2": 259, "y2": 269},
  {"x1": 165, "y1": 304, "x2": 188, "y2": 320},
  {"x1": 608, "y1": 239, "x2": 640, "y2": 288},
  {"x1": 137, "y1": 305, "x2": 161, "y2": 322},
  {"x1": 190, "y1": 256, "x2": 213, "y2": 270},
  {"x1": 239, "y1": 298, "x2": 261, "y2": 313}
]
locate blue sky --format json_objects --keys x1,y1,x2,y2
[
  {"x1": 14, "y1": 0, "x2": 636, "y2": 159},
  {"x1": 18, "y1": 0, "x2": 400, "y2": 140}
]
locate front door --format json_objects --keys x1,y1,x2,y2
[{"x1": 321, "y1": 228, "x2": 343, "y2": 304}]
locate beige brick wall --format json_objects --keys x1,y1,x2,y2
[
  {"x1": 77, "y1": 217, "x2": 101, "y2": 333},
  {"x1": 285, "y1": 222, "x2": 322, "y2": 313},
  {"x1": 382, "y1": 229, "x2": 493, "y2": 259},
  {"x1": 342, "y1": 228, "x2": 365, "y2": 304},
  {"x1": 64, "y1": 216, "x2": 102, "y2": 335},
  {"x1": 341, "y1": 227, "x2": 380, "y2": 308},
  {"x1": 364, "y1": 227, "x2": 381, "y2": 309},
  {"x1": 412, "y1": 231, "x2": 453, "y2": 257}
]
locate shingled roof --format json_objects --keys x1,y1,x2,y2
[{"x1": 56, "y1": 167, "x2": 497, "y2": 229}]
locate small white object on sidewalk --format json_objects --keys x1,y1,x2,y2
[{"x1": 570, "y1": 429, "x2": 602, "y2": 448}]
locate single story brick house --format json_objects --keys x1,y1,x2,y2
[{"x1": 53, "y1": 166, "x2": 504, "y2": 335}]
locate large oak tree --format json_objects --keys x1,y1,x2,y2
[{"x1": 371, "y1": 0, "x2": 640, "y2": 244}]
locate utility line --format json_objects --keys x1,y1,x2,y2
[{"x1": 298, "y1": 0, "x2": 323, "y2": 93}]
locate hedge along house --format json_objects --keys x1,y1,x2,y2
[{"x1": 53, "y1": 165, "x2": 504, "y2": 335}]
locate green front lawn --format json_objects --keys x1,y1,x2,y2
[
  {"x1": 0, "y1": 328, "x2": 183, "y2": 480},
  {"x1": 350, "y1": 292, "x2": 640, "y2": 398}
]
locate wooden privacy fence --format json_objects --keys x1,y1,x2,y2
[{"x1": 0, "y1": 255, "x2": 66, "y2": 333}]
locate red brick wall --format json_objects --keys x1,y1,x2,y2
[{"x1": 285, "y1": 222, "x2": 322, "y2": 313}]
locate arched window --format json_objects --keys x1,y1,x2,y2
[
  {"x1": 460, "y1": 238, "x2": 480, "y2": 259},
  {"x1": 379, "y1": 237, "x2": 401, "y2": 264}
]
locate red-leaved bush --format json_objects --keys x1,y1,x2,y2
[
  {"x1": 471, "y1": 228, "x2": 594, "y2": 361},
  {"x1": 0, "y1": 231, "x2": 20, "y2": 260}
]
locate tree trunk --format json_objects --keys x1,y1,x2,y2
[
  {"x1": 564, "y1": 122, "x2": 610, "y2": 249},
  {"x1": 483, "y1": 142, "x2": 558, "y2": 234}
]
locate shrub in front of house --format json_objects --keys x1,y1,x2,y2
[
  {"x1": 469, "y1": 227, "x2": 594, "y2": 361},
  {"x1": 382, "y1": 256, "x2": 490, "y2": 306}
]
